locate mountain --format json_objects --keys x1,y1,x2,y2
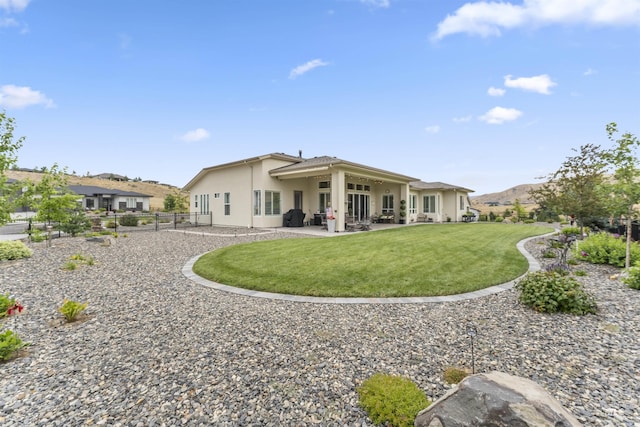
[
  {"x1": 471, "y1": 183, "x2": 544, "y2": 213},
  {"x1": 6, "y1": 170, "x2": 183, "y2": 211}
]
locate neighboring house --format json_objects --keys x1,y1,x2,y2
[
  {"x1": 68, "y1": 185, "x2": 151, "y2": 212},
  {"x1": 90, "y1": 173, "x2": 128, "y2": 181},
  {"x1": 183, "y1": 153, "x2": 475, "y2": 232}
]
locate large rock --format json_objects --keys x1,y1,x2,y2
[{"x1": 415, "y1": 371, "x2": 582, "y2": 427}]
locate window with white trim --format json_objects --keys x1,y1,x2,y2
[
  {"x1": 409, "y1": 195, "x2": 417, "y2": 214},
  {"x1": 254, "y1": 190, "x2": 261, "y2": 215},
  {"x1": 265, "y1": 191, "x2": 281, "y2": 215},
  {"x1": 126, "y1": 197, "x2": 136, "y2": 209},
  {"x1": 224, "y1": 192, "x2": 231, "y2": 216},
  {"x1": 423, "y1": 195, "x2": 436, "y2": 213},
  {"x1": 382, "y1": 194, "x2": 394, "y2": 213}
]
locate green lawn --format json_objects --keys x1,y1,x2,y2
[{"x1": 193, "y1": 223, "x2": 553, "y2": 297}]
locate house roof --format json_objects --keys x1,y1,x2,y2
[
  {"x1": 68, "y1": 185, "x2": 150, "y2": 198},
  {"x1": 410, "y1": 181, "x2": 474, "y2": 193},
  {"x1": 183, "y1": 153, "x2": 304, "y2": 190},
  {"x1": 270, "y1": 155, "x2": 420, "y2": 183}
]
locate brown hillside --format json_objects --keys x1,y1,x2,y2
[
  {"x1": 6, "y1": 170, "x2": 185, "y2": 211},
  {"x1": 471, "y1": 183, "x2": 545, "y2": 215}
]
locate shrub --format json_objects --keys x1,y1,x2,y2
[
  {"x1": 494, "y1": 216, "x2": 504, "y2": 223},
  {"x1": 523, "y1": 219, "x2": 535, "y2": 224},
  {"x1": 576, "y1": 233, "x2": 640, "y2": 267},
  {"x1": 622, "y1": 265, "x2": 640, "y2": 290},
  {"x1": 105, "y1": 220, "x2": 116, "y2": 229},
  {"x1": 515, "y1": 271, "x2": 597, "y2": 315},
  {"x1": 357, "y1": 373, "x2": 430, "y2": 427},
  {"x1": 443, "y1": 367, "x2": 468, "y2": 384},
  {"x1": 63, "y1": 261, "x2": 78, "y2": 271},
  {"x1": 542, "y1": 250, "x2": 556, "y2": 258},
  {"x1": 119, "y1": 215, "x2": 138, "y2": 226},
  {"x1": 59, "y1": 299, "x2": 88, "y2": 322},
  {"x1": 0, "y1": 240, "x2": 33, "y2": 261},
  {"x1": 59, "y1": 211, "x2": 92, "y2": 237},
  {"x1": 30, "y1": 228, "x2": 46, "y2": 242},
  {"x1": 0, "y1": 329, "x2": 25, "y2": 361},
  {"x1": 561, "y1": 226, "x2": 582, "y2": 236}
]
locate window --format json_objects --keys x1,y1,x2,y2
[
  {"x1": 224, "y1": 192, "x2": 231, "y2": 216},
  {"x1": 200, "y1": 194, "x2": 209, "y2": 214},
  {"x1": 319, "y1": 181, "x2": 330, "y2": 189},
  {"x1": 194, "y1": 194, "x2": 198, "y2": 209},
  {"x1": 423, "y1": 195, "x2": 436, "y2": 213},
  {"x1": 126, "y1": 197, "x2": 136, "y2": 209},
  {"x1": 265, "y1": 191, "x2": 281, "y2": 215},
  {"x1": 460, "y1": 195, "x2": 464, "y2": 210},
  {"x1": 319, "y1": 192, "x2": 330, "y2": 213},
  {"x1": 214, "y1": 193, "x2": 220, "y2": 199},
  {"x1": 382, "y1": 194, "x2": 394, "y2": 213},
  {"x1": 409, "y1": 195, "x2": 417, "y2": 214},
  {"x1": 253, "y1": 190, "x2": 261, "y2": 215}
]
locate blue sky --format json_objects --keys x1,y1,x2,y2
[{"x1": 1, "y1": 0, "x2": 639, "y2": 195}]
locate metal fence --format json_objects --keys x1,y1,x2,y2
[{"x1": 1, "y1": 212, "x2": 213, "y2": 236}]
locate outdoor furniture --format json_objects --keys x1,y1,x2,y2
[
  {"x1": 379, "y1": 211, "x2": 395, "y2": 223},
  {"x1": 462, "y1": 214, "x2": 476, "y2": 223},
  {"x1": 282, "y1": 209, "x2": 305, "y2": 227}
]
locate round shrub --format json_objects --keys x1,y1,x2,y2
[
  {"x1": 0, "y1": 240, "x2": 33, "y2": 261},
  {"x1": 622, "y1": 265, "x2": 640, "y2": 290},
  {"x1": 576, "y1": 232, "x2": 640, "y2": 267},
  {"x1": 515, "y1": 271, "x2": 597, "y2": 315},
  {"x1": 118, "y1": 215, "x2": 139, "y2": 226},
  {"x1": 358, "y1": 373, "x2": 431, "y2": 427}
]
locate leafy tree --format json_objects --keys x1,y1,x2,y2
[
  {"x1": 18, "y1": 164, "x2": 79, "y2": 225},
  {"x1": 602, "y1": 123, "x2": 640, "y2": 269},
  {"x1": 512, "y1": 199, "x2": 526, "y2": 222},
  {"x1": 0, "y1": 112, "x2": 25, "y2": 225},
  {"x1": 530, "y1": 144, "x2": 609, "y2": 235},
  {"x1": 164, "y1": 192, "x2": 188, "y2": 212},
  {"x1": 59, "y1": 210, "x2": 92, "y2": 237}
]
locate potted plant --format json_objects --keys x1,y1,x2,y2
[{"x1": 399, "y1": 200, "x2": 407, "y2": 224}]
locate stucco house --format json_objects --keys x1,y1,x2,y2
[
  {"x1": 68, "y1": 185, "x2": 151, "y2": 212},
  {"x1": 183, "y1": 153, "x2": 474, "y2": 232}
]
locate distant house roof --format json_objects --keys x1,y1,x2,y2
[
  {"x1": 90, "y1": 173, "x2": 128, "y2": 181},
  {"x1": 68, "y1": 185, "x2": 149, "y2": 198},
  {"x1": 410, "y1": 181, "x2": 474, "y2": 193}
]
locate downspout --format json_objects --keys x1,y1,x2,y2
[{"x1": 249, "y1": 164, "x2": 254, "y2": 228}]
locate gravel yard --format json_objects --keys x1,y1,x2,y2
[{"x1": 1, "y1": 228, "x2": 639, "y2": 426}]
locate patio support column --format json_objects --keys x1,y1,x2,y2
[{"x1": 331, "y1": 169, "x2": 345, "y2": 232}]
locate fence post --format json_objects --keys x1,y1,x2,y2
[
  {"x1": 155, "y1": 213, "x2": 159, "y2": 232},
  {"x1": 195, "y1": 212, "x2": 198, "y2": 228},
  {"x1": 114, "y1": 211, "x2": 118, "y2": 233},
  {"x1": 210, "y1": 211, "x2": 213, "y2": 226},
  {"x1": 174, "y1": 212, "x2": 177, "y2": 230}
]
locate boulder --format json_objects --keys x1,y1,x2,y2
[{"x1": 415, "y1": 371, "x2": 582, "y2": 427}]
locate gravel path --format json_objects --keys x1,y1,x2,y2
[{"x1": 1, "y1": 229, "x2": 639, "y2": 426}]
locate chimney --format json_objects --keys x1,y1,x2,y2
[{"x1": 298, "y1": 150, "x2": 302, "y2": 158}]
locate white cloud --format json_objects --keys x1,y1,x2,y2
[
  {"x1": 0, "y1": 16, "x2": 17, "y2": 27},
  {"x1": 488, "y1": 86, "x2": 506, "y2": 96},
  {"x1": 359, "y1": 0, "x2": 390, "y2": 8},
  {"x1": 479, "y1": 106, "x2": 523, "y2": 124},
  {"x1": 504, "y1": 74, "x2": 556, "y2": 94},
  {"x1": 583, "y1": 67, "x2": 597, "y2": 76},
  {"x1": 180, "y1": 128, "x2": 210, "y2": 142},
  {"x1": 289, "y1": 59, "x2": 329, "y2": 79},
  {"x1": 0, "y1": 0, "x2": 30, "y2": 12},
  {"x1": 453, "y1": 115, "x2": 473, "y2": 123},
  {"x1": 425, "y1": 125, "x2": 440, "y2": 134},
  {"x1": 433, "y1": 0, "x2": 640, "y2": 40},
  {"x1": 0, "y1": 85, "x2": 55, "y2": 109}
]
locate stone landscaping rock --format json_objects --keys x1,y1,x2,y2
[{"x1": 414, "y1": 371, "x2": 582, "y2": 427}]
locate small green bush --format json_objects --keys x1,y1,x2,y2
[
  {"x1": 0, "y1": 240, "x2": 33, "y2": 261},
  {"x1": 443, "y1": 367, "x2": 468, "y2": 384},
  {"x1": 577, "y1": 233, "x2": 640, "y2": 267},
  {"x1": 0, "y1": 329, "x2": 25, "y2": 361},
  {"x1": 622, "y1": 265, "x2": 640, "y2": 290},
  {"x1": 358, "y1": 373, "x2": 430, "y2": 427},
  {"x1": 59, "y1": 299, "x2": 88, "y2": 322},
  {"x1": 542, "y1": 250, "x2": 556, "y2": 258},
  {"x1": 561, "y1": 227, "x2": 582, "y2": 236},
  {"x1": 523, "y1": 219, "x2": 535, "y2": 224},
  {"x1": 59, "y1": 211, "x2": 92, "y2": 237},
  {"x1": 118, "y1": 215, "x2": 138, "y2": 226},
  {"x1": 105, "y1": 220, "x2": 116, "y2": 229},
  {"x1": 494, "y1": 216, "x2": 504, "y2": 223},
  {"x1": 515, "y1": 271, "x2": 597, "y2": 315},
  {"x1": 30, "y1": 228, "x2": 46, "y2": 242}
]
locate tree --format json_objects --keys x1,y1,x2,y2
[
  {"x1": 18, "y1": 164, "x2": 80, "y2": 225},
  {"x1": 0, "y1": 112, "x2": 25, "y2": 225},
  {"x1": 530, "y1": 144, "x2": 609, "y2": 235},
  {"x1": 164, "y1": 192, "x2": 188, "y2": 212},
  {"x1": 602, "y1": 123, "x2": 640, "y2": 269}
]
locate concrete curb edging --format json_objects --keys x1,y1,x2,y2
[{"x1": 182, "y1": 233, "x2": 552, "y2": 304}]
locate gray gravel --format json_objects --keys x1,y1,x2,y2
[{"x1": 1, "y1": 228, "x2": 639, "y2": 426}]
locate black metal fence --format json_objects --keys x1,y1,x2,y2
[{"x1": 0, "y1": 212, "x2": 213, "y2": 236}]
